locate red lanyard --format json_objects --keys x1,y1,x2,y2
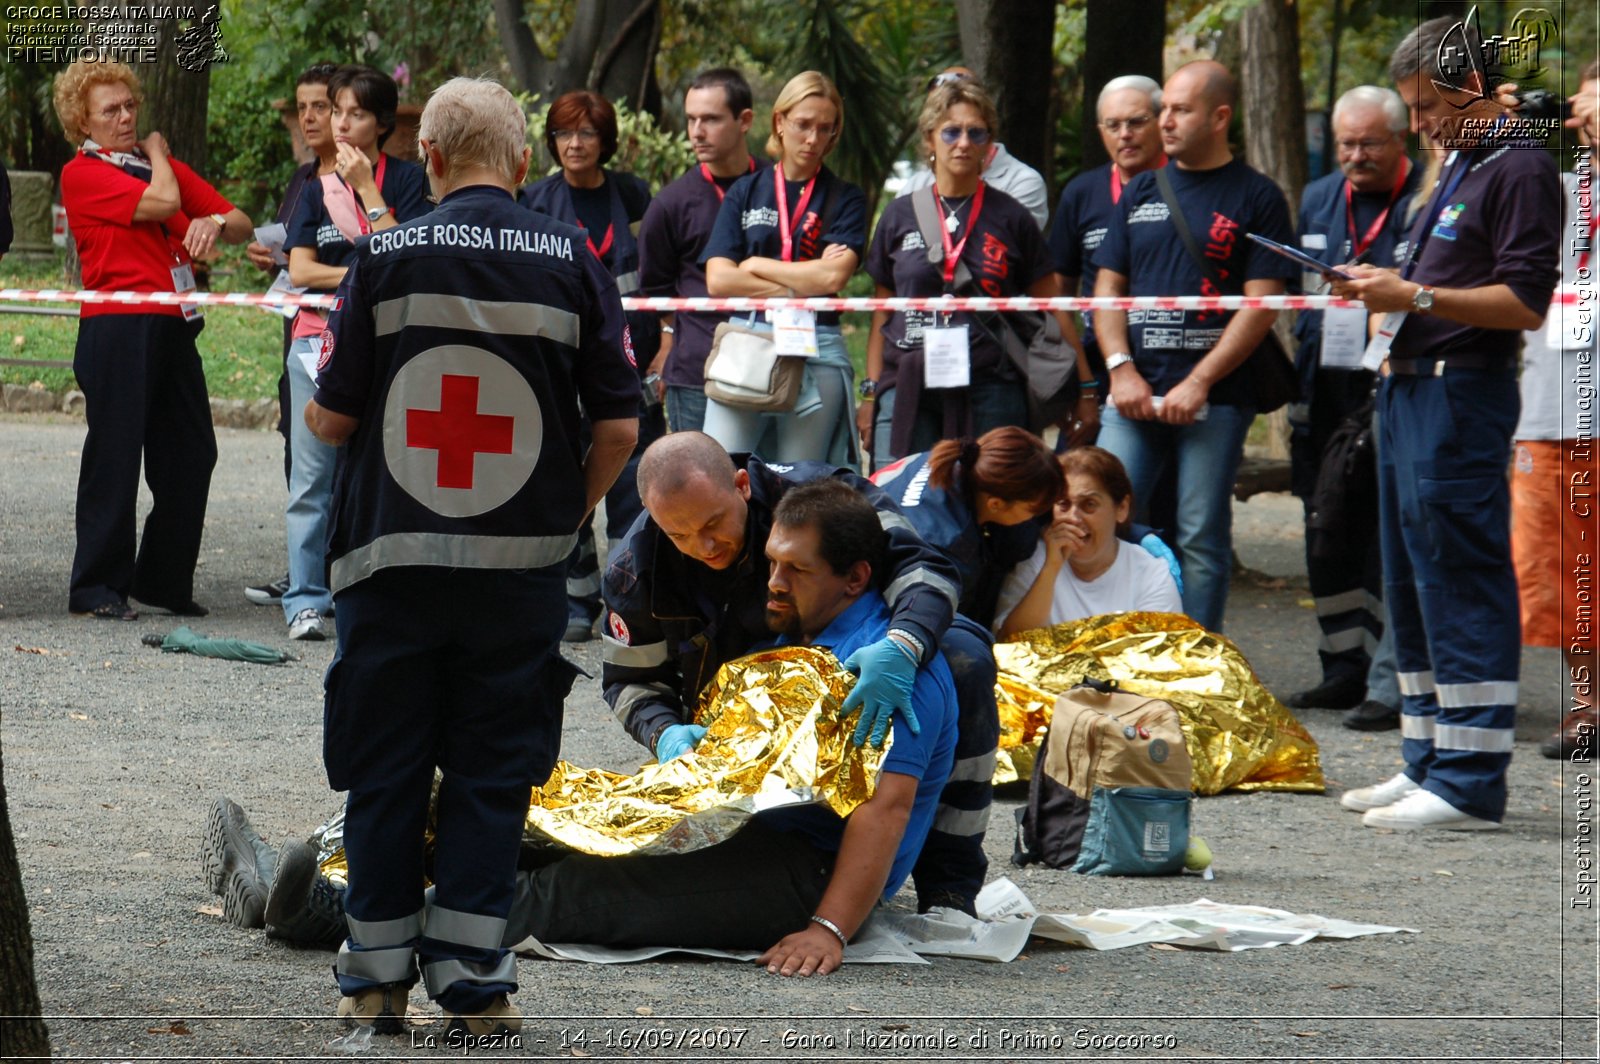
[
  {"x1": 1344, "y1": 157, "x2": 1408, "y2": 261},
  {"x1": 583, "y1": 223, "x2": 614, "y2": 261},
  {"x1": 700, "y1": 157, "x2": 756, "y2": 203},
  {"x1": 933, "y1": 181, "x2": 987, "y2": 285},
  {"x1": 773, "y1": 163, "x2": 818, "y2": 262},
  {"x1": 1109, "y1": 155, "x2": 1165, "y2": 205}
]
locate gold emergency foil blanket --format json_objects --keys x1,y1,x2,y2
[
  {"x1": 993, "y1": 612, "x2": 1324, "y2": 794},
  {"x1": 317, "y1": 647, "x2": 886, "y2": 877}
]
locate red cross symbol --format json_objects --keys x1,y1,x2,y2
[{"x1": 406, "y1": 374, "x2": 515, "y2": 489}]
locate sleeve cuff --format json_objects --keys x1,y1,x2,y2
[{"x1": 311, "y1": 385, "x2": 363, "y2": 417}]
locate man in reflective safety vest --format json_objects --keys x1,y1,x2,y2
[{"x1": 306, "y1": 77, "x2": 638, "y2": 1037}]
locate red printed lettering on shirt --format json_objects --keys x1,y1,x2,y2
[{"x1": 1204, "y1": 212, "x2": 1239, "y2": 262}]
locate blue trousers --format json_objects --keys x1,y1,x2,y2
[
  {"x1": 325, "y1": 566, "x2": 571, "y2": 1011},
  {"x1": 1377, "y1": 370, "x2": 1519, "y2": 821},
  {"x1": 909, "y1": 616, "x2": 998, "y2": 913}
]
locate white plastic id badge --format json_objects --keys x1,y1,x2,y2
[
  {"x1": 295, "y1": 337, "x2": 322, "y2": 386},
  {"x1": 769, "y1": 306, "x2": 818, "y2": 357},
  {"x1": 1320, "y1": 306, "x2": 1368, "y2": 369},
  {"x1": 923, "y1": 325, "x2": 971, "y2": 389},
  {"x1": 265, "y1": 269, "x2": 307, "y2": 320},
  {"x1": 171, "y1": 263, "x2": 201, "y2": 321},
  {"x1": 1362, "y1": 311, "x2": 1407, "y2": 371}
]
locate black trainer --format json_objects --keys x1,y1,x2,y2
[
  {"x1": 244, "y1": 574, "x2": 290, "y2": 606},
  {"x1": 1285, "y1": 676, "x2": 1366, "y2": 710},
  {"x1": 1342, "y1": 699, "x2": 1401, "y2": 732}
]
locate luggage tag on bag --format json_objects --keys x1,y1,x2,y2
[
  {"x1": 171, "y1": 263, "x2": 202, "y2": 321},
  {"x1": 923, "y1": 324, "x2": 971, "y2": 389},
  {"x1": 1361, "y1": 311, "x2": 1406, "y2": 371},
  {"x1": 1320, "y1": 306, "x2": 1368, "y2": 369},
  {"x1": 769, "y1": 306, "x2": 818, "y2": 357}
]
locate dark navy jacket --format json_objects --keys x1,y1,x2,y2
[{"x1": 600, "y1": 455, "x2": 962, "y2": 750}]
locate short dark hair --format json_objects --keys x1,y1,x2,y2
[
  {"x1": 927, "y1": 425, "x2": 1063, "y2": 516},
  {"x1": 1060, "y1": 445, "x2": 1135, "y2": 537},
  {"x1": 296, "y1": 62, "x2": 338, "y2": 91},
  {"x1": 688, "y1": 67, "x2": 753, "y2": 118},
  {"x1": 328, "y1": 64, "x2": 399, "y2": 148},
  {"x1": 545, "y1": 90, "x2": 619, "y2": 165},
  {"x1": 1391, "y1": 15, "x2": 1487, "y2": 89},
  {"x1": 772, "y1": 479, "x2": 885, "y2": 581}
]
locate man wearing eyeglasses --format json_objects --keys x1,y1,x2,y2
[
  {"x1": 1283, "y1": 86, "x2": 1422, "y2": 732},
  {"x1": 895, "y1": 67, "x2": 1048, "y2": 230}
]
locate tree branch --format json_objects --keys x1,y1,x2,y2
[{"x1": 591, "y1": 0, "x2": 658, "y2": 94}]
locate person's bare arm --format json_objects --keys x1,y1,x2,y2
[
  {"x1": 1159, "y1": 278, "x2": 1284, "y2": 425},
  {"x1": 584, "y1": 417, "x2": 639, "y2": 518},
  {"x1": 305, "y1": 398, "x2": 359, "y2": 446},
  {"x1": 1093, "y1": 268, "x2": 1156, "y2": 420},
  {"x1": 130, "y1": 133, "x2": 180, "y2": 221},
  {"x1": 857, "y1": 285, "x2": 892, "y2": 453},
  {"x1": 742, "y1": 245, "x2": 859, "y2": 295},
  {"x1": 1329, "y1": 266, "x2": 1545, "y2": 331},
  {"x1": 288, "y1": 246, "x2": 350, "y2": 291},
  {"x1": 1033, "y1": 272, "x2": 1098, "y2": 444},
  {"x1": 756, "y1": 771, "x2": 917, "y2": 977},
  {"x1": 705, "y1": 256, "x2": 788, "y2": 297}
]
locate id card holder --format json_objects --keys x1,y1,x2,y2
[
  {"x1": 923, "y1": 325, "x2": 971, "y2": 389},
  {"x1": 1362, "y1": 311, "x2": 1407, "y2": 371},
  {"x1": 1320, "y1": 306, "x2": 1368, "y2": 369},
  {"x1": 171, "y1": 263, "x2": 201, "y2": 321},
  {"x1": 770, "y1": 306, "x2": 818, "y2": 357}
]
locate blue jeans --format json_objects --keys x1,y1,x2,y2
[
  {"x1": 1096, "y1": 402, "x2": 1254, "y2": 631},
  {"x1": 701, "y1": 324, "x2": 853, "y2": 464},
  {"x1": 665, "y1": 385, "x2": 707, "y2": 434},
  {"x1": 871, "y1": 377, "x2": 1029, "y2": 468},
  {"x1": 284, "y1": 338, "x2": 336, "y2": 622}
]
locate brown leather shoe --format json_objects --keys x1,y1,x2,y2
[{"x1": 1540, "y1": 709, "x2": 1597, "y2": 759}]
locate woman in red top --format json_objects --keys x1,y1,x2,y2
[{"x1": 53, "y1": 60, "x2": 252, "y2": 620}]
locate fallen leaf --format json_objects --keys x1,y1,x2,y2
[
  {"x1": 570, "y1": 1050, "x2": 590, "y2": 1058},
  {"x1": 882, "y1": 1023, "x2": 910, "y2": 1032},
  {"x1": 146, "y1": 1022, "x2": 190, "y2": 1035},
  {"x1": 1292, "y1": 1031, "x2": 1319, "y2": 1037},
  {"x1": 70, "y1": 712, "x2": 88, "y2": 721},
  {"x1": 15, "y1": 645, "x2": 50, "y2": 655},
  {"x1": 101, "y1": 803, "x2": 120, "y2": 810},
  {"x1": 1055, "y1": 965, "x2": 1071, "y2": 973},
  {"x1": 846, "y1": 1004, "x2": 870, "y2": 1013},
  {"x1": 635, "y1": 1006, "x2": 653, "y2": 1016},
  {"x1": 1149, "y1": 943, "x2": 1182, "y2": 951},
  {"x1": 1326, "y1": 983, "x2": 1353, "y2": 990},
  {"x1": 195, "y1": 904, "x2": 223, "y2": 917},
  {"x1": 1433, "y1": 869, "x2": 1454, "y2": 877}
]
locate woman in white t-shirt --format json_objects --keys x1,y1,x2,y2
[{"x1": 995, "y1": 446, "x2": 1182, "y2": 637}]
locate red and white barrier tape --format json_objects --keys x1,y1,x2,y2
[{"x1": 0, "y1": 288, "x2": 1584, "y2": 312}]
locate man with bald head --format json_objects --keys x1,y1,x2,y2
[{"x1": 1090, "y1": 60, "x2": 1297, "y2": 631}]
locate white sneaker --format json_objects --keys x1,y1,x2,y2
[
  {"x1": 288, "y1": 608, "x2": 327, "y2": 641},
  {"x1": 1362, "y1": 789, "x2": 1500, "y2": 831},
  {"x1": 1339, "y1": 772, "x2": 1420, "y2": 812}
]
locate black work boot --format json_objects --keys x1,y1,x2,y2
[
  {"x1": 265, "y1": 839, "x2": 348, "y2": 947},
  {"x1": 200, "y1": 797, "x2": 276, "y2": 929}
]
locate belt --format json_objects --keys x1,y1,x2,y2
[{"x1": 1387, "y1": 355, "x2": 1514, "y2": 376}]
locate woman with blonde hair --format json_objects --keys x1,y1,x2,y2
[
  {"x1": 700, "y1": 71, "x2": 867, "y2": 464},
  {"x1": 54, "y1": 59, "x2": 252, "y2": 620}
]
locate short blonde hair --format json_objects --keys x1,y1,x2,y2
[
  {"x1": 53, "y1": 60, "x2": 141, "y2": 143},
  {"x1": 766, "y1": 70, "x2": 844, "y2": 159},
  {"x1": 917, "y1": 80, "x2": 1000, "y2": 156},
  {"x1": 418, "y1": 77, "x2": 527, "y2": 183}
]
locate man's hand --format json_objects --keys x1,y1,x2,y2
[
  {"x1": 841, "y1": 636, "x2": 921, "y2": 747},
  {"x1": 1061, "y1": 393, "x2": 1099, "y2": 446},
  {"x1": 1108, "y1": 363, "x2": 1156, "y2": 420},
  {"x1": 246, "y1": 241, "x2": 276, "y2": 272},
  {"x1": 758, "y1": 923, "x2": 843, "y2": 977},
  {"x1": 654, "y1": 723, "x2": 706, "y2": 762},
  {"x1": 1157, "y1": 373, "x2": 1210, "y2": 425},
  {"x1": 1330, "y1": 264, "x2": 1416, "y2": 314}
]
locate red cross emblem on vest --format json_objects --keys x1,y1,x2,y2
[{"x1": 406, "y1": 374, "x2": 515, "y2": 489}]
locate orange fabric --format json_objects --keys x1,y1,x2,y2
[{"x1": 1512, "y1": 439, "x2": 1599, "y2": 651}]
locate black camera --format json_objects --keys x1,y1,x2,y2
[{"x1": 1512, "y1": 89, "x2": 1572, "y2": 123}]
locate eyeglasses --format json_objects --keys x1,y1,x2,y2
[
  {"x1": 96, "y1": 101, "x2": 138, "y2": 121},
  {"x1": 553, "y1": 128, "x2": 600, "y2": 143},
  {"x1": 925, "y1": 71, "x2": 973, "y2": 92},
  {"x1": 781, "y1": 117, "x2": 835, "y2": 141},
  {"x1": 1335, "y1": 137, "x2": 1396, "y2": 154},
  {"x1": 938, "y1": 125, "x2": 991, "y2": 146},
  {"x1": 1100, "y1": 114, "x2": 1154, "y2": 134}
]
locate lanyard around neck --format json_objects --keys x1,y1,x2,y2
[
  {"x1": 700, "y1": 157, "x2": 756, "y2": 203},
  {"x1": 1344, "y1": 156, "x2": 1408, "y2": 261},
  {"x1": 774, "y1": 162, "x2": 819, "y2": 262},
  {"x1": 934, "y1": 181, "x2": 987, "y2": 285}
]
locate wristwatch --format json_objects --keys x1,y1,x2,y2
[
  {"x1": 1411, "y1": 286, "x2": 1436, "y2": 314},
  {"x1": 1104, "y1": 352, "x2": 1135, "y2": 372},
  {"x1": 858, "y1": 378, "x2": 878, "y2": 400},
  {"x1": 365, "y1": 206, "x2": 389, "y2": 223},
  {"x1": 208, "y1": 212, "x2": 227, "y2": 229}
]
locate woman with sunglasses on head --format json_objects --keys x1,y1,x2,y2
[
  {"x1": 700, "y1": 70, "x2": 868, "y2": 465},
  {"x1": 861, "y1": 79, "x2": 1095, "y2": 467},
  {"x1": 279, "y1": 64, "x2": 428, "y2": 641}
]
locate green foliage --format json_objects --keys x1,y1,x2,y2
[{"x1": 522, "y1": 93, "x2": 694, "y2": 194}]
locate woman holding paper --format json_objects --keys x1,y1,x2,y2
[
  {"x1": 859, "y1": 79, "x2": 1093, "y2": 467},
  {"x1": 280, "y1": 64, "x2": 426, "y2": 641},
  {"x1": 701, "y1": 71, "x2": 867, "y2": 464},
  {"x1": 54, "y1": 59, "x2": 252, "y2": 621}
]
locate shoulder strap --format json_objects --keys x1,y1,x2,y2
[
  {"x1": 910, "y1": 183, "x2": 975, "y2": 292},
  {"x1": 1153, "y1": 166, "x2": 1229, "y2": 294}
]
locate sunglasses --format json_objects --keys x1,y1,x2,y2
[{"x1": 938, "y1": 125, "x2": 991, "y2": 146}]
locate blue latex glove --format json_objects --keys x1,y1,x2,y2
[
  {"x1": 655, "y1": 723, "x2": 707, "y2": 763},
  {"x1": 841, "y1": 636, "x2": 922, "y2": 748},
  {"x1": 1139, "y1": 532, "x2": 1184, "y2": 596}
]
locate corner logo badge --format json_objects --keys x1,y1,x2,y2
[{"x1": 1432, "y1": 4, "x2": 1559, "y2": 108}]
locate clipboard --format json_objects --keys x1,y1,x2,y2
[{"x1": 1246, "y1": 232, "x2": 1355, "y2": 281}]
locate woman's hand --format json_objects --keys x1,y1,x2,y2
[
  {"x1": 1042, "y1": 512, "x2": 1086, "y2": 567},
  {"x1": 182, "y1": 215, "x2": 225, "y2": 261},
  {"x1": 1061, "y1": 394, "x2": 1100, "y2": 447},
  {"x1": 335, "y1": 141, "x2": 375, "y2": 196},
  {"x1": 856, "y1": 398, "x2": 876, "y2": 454},
  {"x1": 138, "y1": 131, "x2": 169, "y2": 160}
]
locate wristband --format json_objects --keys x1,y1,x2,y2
[
  {"x1": 809, "y1": 914, "x2": 848, "y2": 950},
  {"x1": 886, "y1": 627, "x2": 923, "y2": 662},
  {"x1": 1077, "y1": 379, "x2": 1100, "y2": 390},
  {"x1": 661, "y1": 324, "x2": 675, "y2": 335}
]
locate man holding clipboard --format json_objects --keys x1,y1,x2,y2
[{"x1": 1279, "y1": 86, "x2": 1423, "y2": 729}]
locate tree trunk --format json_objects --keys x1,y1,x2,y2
[
  {"x1": 494, "y1": 0, "x2": 659, "y2": 113},
  {"x1": 0, "y1": 732, "x2": 50, "y2": 1060},
  {"x1": 591, "y1": 0, "x2": 662, "y2": 114},
  {"x1": 954, "y1": 0, "x2": 1057, "y2": 177},
  {"x1": 142, "y1": 16, "x2": 213, "y2": 173},
  {"x1": 1081, "y1": 0, "x2": 1167, "y2": 171}
]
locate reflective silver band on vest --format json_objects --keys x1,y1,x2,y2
[
  {"x1": 614, "y1": 270, "x2": 641, "y2": 296},
  {"x1": 1436, "y1": 680, "x2": 1519, "y2": 708},
  {"x1": 374, "y1": 293, "x2": 581, "y2": 349},
  {"x1": 877, "y1": 511, "x2": 914, "y2": 535},
  {"x1": 1400, "y1": 713, "x2": 1436, "y2": 740},
  {"x1": 1397, "y1": 670, "x2": 1436, "y2": 697},
  {"x1": 345, "y1": 909, "x2": 425, "y2": 945},
  {"x1": 336, "y1": 941, "x2": 419, "y2": 985},
  {"x1": 932, "y1": 804, "x2": 991, "y2": 837},
  {"x1": 885, "y1": 565, "x2": 959, "y2": 614},
  {"x1": 422, "y1": 952, "x2": 518, "y2": 998},
  {"x1": 945, "y1": 749, "x2": 999, "y2": 784},
  {"x1": 424, "y1": 905, "x2": 507, "y2": 951},
  {"x1": 331, "y1": 531, "x2": 578, "y2": 594},
  {"x1": 602, "y1": 635, "x2": 670, "y2": 670},
  {"x1": 1434, "y1": 722, "x2": 1516, "y2": 752}
]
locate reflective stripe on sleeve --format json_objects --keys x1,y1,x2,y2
[
  {"x1": 884, "y1": 565, "x2": 959, "y2": 613},
  {"x1": 1400, "y1": 713, "x2": 1436, "y2": 740},
  {"x1": 422, "y1": 953, "x2": 518, "y2": 999},
  {"x1": 1435, "y1": 681, "x2": 1519, "y2": 709},
  {"x1": 423, "y1": 906, "x2": 507, "y2": 951},
  {"x1": 1397, "y1": 670, "x2": 1436, "y2": 697},
  {"x1": 1434, "y1": 722, "x2": 1517, "y2": 752},
  {"x1": 602, "y1": 635, "x2": 670, "y2": 670},
  {"x1": 931, "y1": 804, "x2": 991, "y2": 838},
  {"x1": 336, "y1": 941, "x2": 418, "y2": 985},
  {"x1": 344, "y1": 909, "x2": 424, "y2": 946},
  {"x1": 611, "y1": 680, "x2": 679, "y2": 726}
]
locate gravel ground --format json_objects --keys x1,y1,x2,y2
[{"x1": 2, "y1": 412, "x2": 1595, "y2": 1063}]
